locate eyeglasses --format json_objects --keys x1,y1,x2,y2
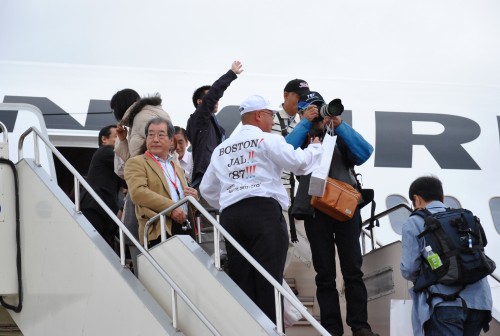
[
  {"x1": 259, "y1": 110, "x2": 275, "y2": 118},
  {"x1": 147, "y1": 132, "x2": 168, "y2": 140}
]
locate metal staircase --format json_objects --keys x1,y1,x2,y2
[{"x1": 0, "y1": 108, "x2": 329, "y2": 335}]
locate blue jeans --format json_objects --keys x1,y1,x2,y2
[{"x1": 424, "y1": 306, "x2": 491, "y2": 336}]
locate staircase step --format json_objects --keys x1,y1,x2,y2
[
  {"x1": 297, "y1": 296, "x2": 314, "y2": 307},
  {"x1": 200, "y1": 226, "x2": 214, "y2": 233},
  {"x1": 0, "y1": 325, "x2": 22, "y2": 335},
  {"x1": 284, "y1": 277, "x2": 296, "y2": 288},
  {"x1": 1, "y1": 307, "x2": 22, "y2": 335},
  {"x1": 294, "y1": 315, "x2": 321, "y2": 326}
]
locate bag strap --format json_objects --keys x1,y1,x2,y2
[
  {"x1": 411, "y1": 208, "x2": 432, "y2": 219},
  {"x1": 425, "y1": 286, "x2": 468, "y2": 312},
  {"x1": 276, "y1": 113, "x2": 298, "y2": 242},
  {"x1": 288, "y1": 174, "x2": 298, "y2": 243},
  {"x1": 276, "y1": 113, "x2": 289, "y2": 137}
]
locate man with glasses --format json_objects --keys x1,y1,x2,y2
[
  {"x1": 200, "y1": 95, "x2": 323, "y2": 324},
  {"x1": 124, "y1": 117, "x2": 199, "y2": 248}
]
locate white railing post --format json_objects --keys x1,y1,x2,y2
[
  {"x1": 171, "y1": 288, "x2": 178, "y2": 330},
  {"x1": 119, "y1": 228, "x2": 126, "y2": 267},
  {"x1": 74, "y1": 176, "x2": 81, "y2": 213},
  {"x1": 213, "y1": 225, "x2": 221, "y2": 270},
  {"x1": 33, "y1": 133, "x2": 40, "y2": 166},
  {"x1": 160, "y1": 214, "x2": 167, "y2": 242},
  {"x1": 274, "y1": 288, "x2": 284, "y2": 335},
  {"x1": 196, "y1": 213, "x2": 202, "y2": 243}
]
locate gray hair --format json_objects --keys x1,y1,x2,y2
[{"x1": 144, "y1": 117, "x2": 174, "y2": 139}]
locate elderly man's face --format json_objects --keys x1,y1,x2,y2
[{"x1": 146, "y1": 122, "x2": 172, "y2": 160}]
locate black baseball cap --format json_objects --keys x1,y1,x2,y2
[
  {"x1": 284, "y1": 79, "x2": 310, "y2": 96},
  {"x1": 297, "y1": 91, "x2": 325, "y2": 111}
]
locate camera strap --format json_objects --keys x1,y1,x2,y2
[{"x1": 276, "y1": 113, "x2": 298, "y2": 243}]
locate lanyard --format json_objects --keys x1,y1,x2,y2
[{"x1": 145, "y1": 151, "x2": 181, "y2": 198}]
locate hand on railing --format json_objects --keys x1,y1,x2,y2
[{"x1": 184, "y1": 186, "x2": 199, "y2": 201}]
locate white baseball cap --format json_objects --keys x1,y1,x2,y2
[{"x1": 239, "y1": 95, "x2": 279, "y2": 115}]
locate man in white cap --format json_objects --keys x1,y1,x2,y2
[{"x1": 200, "y1": 95, "x2": 323, "y2": 324}]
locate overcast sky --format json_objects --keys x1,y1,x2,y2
[{"x1": 2, "y1": 0, "x2": 500, "y2": 86}]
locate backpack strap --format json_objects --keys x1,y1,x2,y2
[
  {"x1": 425, "y1": 286, "x2": 468, "y2": 313},
  {"x1": 411, "y1": 208, "x2": 433, "y2": 219}
]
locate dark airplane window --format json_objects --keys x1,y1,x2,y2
[
  {"x1": 444, "y1": 196, "x2": 461, "y2": 209},
  {"x1": 490, "y1": 198, "x2": 500, "y2": 235},
  {"x1": 386, "y1": 195, "x2": 411, "y2": 235}
]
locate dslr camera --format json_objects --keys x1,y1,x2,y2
[{"x1": 297, "y1": 91, "x2": 344, "y2": 122}]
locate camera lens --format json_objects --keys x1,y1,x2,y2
[{"x1": 327, "y1": 99, "x2": 344, "y2": 116}]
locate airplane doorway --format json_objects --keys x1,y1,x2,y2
[{"x1": 53, "y1": 147, "x2": 96, "y2": 200}]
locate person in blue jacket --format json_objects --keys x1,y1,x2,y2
[{"x1": 289, "y1": 92, "x2": 377, "y2": 336}]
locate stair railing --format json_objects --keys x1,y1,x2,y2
[
  {"x1": 359, "y1": 203, "x2": 500, "y2": 284},
  {"x1": 146, "y1": 197, "x2": 331, "y2": 336},
  {"x1": 18, "y1": 126, "x2": 222, "y2": 336},
  {"x1": 360, "y1": 203, "x2": 412, "y2": 253}
]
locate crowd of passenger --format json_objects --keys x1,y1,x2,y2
[{"x1": 79, "y1": 60, "x2": 492, "y2": 336}]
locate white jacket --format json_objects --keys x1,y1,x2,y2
[{"x1": 200, "y1": 124, "x2": 322, "y2": 211}]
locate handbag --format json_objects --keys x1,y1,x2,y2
[
  {"x1": 310, "y1": 177, "x2": 362, "y2": 221},
  {"x1": 308, "y1": 133, "x2": 336, "y2": 196}
]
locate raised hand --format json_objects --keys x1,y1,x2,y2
[{"x1": 231, "y1": 60, "x2": 244, "y2": 75}]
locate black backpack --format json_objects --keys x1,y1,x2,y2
[{"x1": 412, "y1": 208, "x2": 496, "y2": 293}]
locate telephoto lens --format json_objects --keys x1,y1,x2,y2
[
  {"x1": 298, "y1": 91, "x2": 344, "y2": 121},
  {"x1": 326, "y1": 98, "x2": 344, "y2": 117}
]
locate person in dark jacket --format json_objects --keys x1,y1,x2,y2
[
  {"x1": 186, "y1": 60, "x2": 243, "y2": 188},
  {"x1": 290, "y1": 96, "x2": 377, "y2": 336},
  {"x1": 80, "y1": 125, "x2": 123, "y2": 248}
]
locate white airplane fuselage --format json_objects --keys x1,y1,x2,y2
[{"x1": 1, "y1": 0, "x2": 499, "y2": 271}]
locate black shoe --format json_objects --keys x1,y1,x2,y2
[{"x1": 353, "y1": 328, "x2": 379, "y2": 336}]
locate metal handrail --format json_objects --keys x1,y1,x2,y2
[
  {"x1": 0, "y1": 121, "x2": 8, "y2": 143},
  {"x1": 362, "y1": 203, "x2": 413, "y2": 227},
  {"x1": 146, "y1": 197, "x2": 331, "y2": 336},
  {"x1": 359, "y1": 203, "x2": 500, "y2": 283},
  {"x1": 17, "y1": 127, "x2": 221, "y2": 336},
  {"x1": 361, "y1": 203, "x2": 412, "y2": 252}
]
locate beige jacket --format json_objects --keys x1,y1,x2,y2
[{"x1": 124, "y1": 154, "x2": 191, "y2": 245}]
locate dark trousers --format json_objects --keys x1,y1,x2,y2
[
  {"x1": 221, "y1": 197, "x2": 288, "y2": 324},
  {"x1": 304, "y1": 209, "x2": 370, "y2": 335},
  {"x1": 82, "y1": 208, "x2": 118, "y2": 250}
]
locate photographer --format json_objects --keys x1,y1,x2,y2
[{"x1": 290, "y1": 92, "x2": 377, "y2": 336}]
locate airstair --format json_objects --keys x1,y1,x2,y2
[
  {"x1": 0, "y1": 105, "x2": 327, "y2": 335},
  {"x1": 1, "y1": 104, "x2": 499, "y2": 335}
]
